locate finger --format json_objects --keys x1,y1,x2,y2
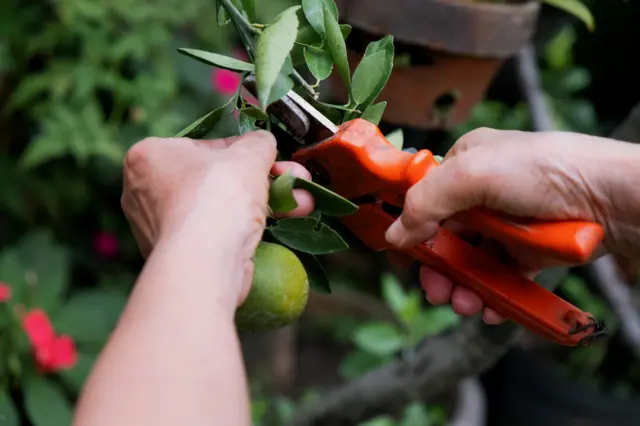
[
  {"x1": 271, "y1": 161, "x2": 312, "y2": 181},
  {"x1": 273, "y1": 189, "x2": 315, "y2": 218},
  {"x1": 483, "y1": 308, "x2": 508, "y2": 325},
  {"x1": 270, "y1": 161, "x2": 315, "y2": 217},
  {"x1": 229, "y1": 130, "x2": 278, "y2": 173},
  {"x1": 419, "y1": 266, "x2": 454, "y2": 305},
  {"x1": 385, "y1": 152, "x2": 488, "y2": 248},
  {"x1": 451, "y1": 286, "x2": 484, "y2": 316}
]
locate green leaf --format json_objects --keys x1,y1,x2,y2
[
  {"x1": 255, "y1": 6, "x2": 301, "y2": 109},
  {"x1": 267, "y1": 217, "x2": 348, "y2": 254},
  {"x1": 54, "y1": 289, "x2": 127, "y2": 345},
  {"x1": 241, "y1": 0, "x2": 257, "y2": 22},
  {"x1": 359, "y1": 35, "x2": 395, "y2": 109},
  {"x1": 401, "y1": 403, "x2": 433, "y2": 426},
  {"x1": 543, "y1": 0, "x2": 594, "y2": 31},
  {"x1": 58, "y1": 352, "x2": 98, "y2": 395},
  {"x1": 353, "y1": 321, "x2": 405, "y2": 356},
  {"x1": 217, "y1": 5, "x2": 230, "y2": 26},
  {"x1": 351, "y1": 50, "x2": 389, "y2": 105},
  {"x1": 322, "y1": 1, "x2": 350, "y2": 88},
  {"x1": 409, "y1": 307, "x2": 460, "y2": 340},
  {"x1": 269, "y1": 173, "x2": 298, "y2": 213},
  {"x1": 24, "y1": 377, "x2": 73, "y2": 426},
  {"x1": 0, "y1": 389, "x2": 19, "y2": 426},
  {"x1": 304, "y1": 46, "x2": 334, "y2": 82},
  {"x1": 339, "y1": 350, "x2": 386, "y2": 380},
  {"x1": 238, "y1": 106, "x2": 265, "y2": 135},
  {"x1": 267, "y1": 72, "x2": 294, "y2": 106},
  {"x1": 359, "y1": 417, "x2": 396, "y2": 426},
  {"x1": 381, "y1": 273, "x2": 407, "y2": 317},
  {"x1": 0, "y1": 249, "x2": 26, "y2": 301},
  {"x1": 175, "y1": 98, "x2": 234, "y2": 139},
  {"x1": 177, "y1": 48, "x2": 255, "y2": 72},
  {"x1": 434, "y1": 155, "x2": 443, "y2": 163},
  {"x1": 385, "y1": 128, "x2": 404, "y2": 150},
  {"x1": 293, "y1": 178, "x2": 358, "y2": 216},
  {"x1": 295, "y1": 251, "x2": 331, "y2": 294},
  {"x1": 340, "y1": 24, "x2": 352, "y2": 40},
  {"x1": 19, "y1": 138, "x2": 69, "y2": 170},
  {"x1": 360, "y1": 101, "x2": 387, "y2": 125},
  {"x1": 301, "y1": 0, "x2": 339, "y2": 36},
  {"x1": 17, "y1": 231, "x2": 70, "y2": 311}
]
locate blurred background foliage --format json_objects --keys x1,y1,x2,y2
[{"x1": 1, "y1": 0, "x2": 640, "y2": 425}]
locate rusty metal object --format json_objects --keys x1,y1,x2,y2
[
  {"x1": 334, "y1": 0, "x2": 540, "y2": 58},
  {"x1": 328, "y1": 49, "x2": 502, "y2": 129},
  {"x1": 327, "y1": 0, "x2": 540, "y2": 129}
]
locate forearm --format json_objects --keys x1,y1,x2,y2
[{"x1": 73, "y1": 214, "x2": 251, "y2": 426}]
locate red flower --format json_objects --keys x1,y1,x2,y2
[
  {"x1": 93, "y1": 231, "x2": 119, "y2": 258},
  {"x1": 22, "y1": 309, "x2": 56, "y2": 347},
  {"x1": 34, "y1": 335, "x2": 78, "y2": 372},
  {"x1": 0, "y1": 282, "x2": 11, "y2": 302},
  {"x1": 21, "y1": 309, "x2": 77, "y2": 372}
]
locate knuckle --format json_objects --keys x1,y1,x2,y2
[
  {"x1": 402, "y1": 186, "x2": 428, "y2": 225},
  {"x1": 123, "y1": 137, "x2": 156, "y2": 171}
]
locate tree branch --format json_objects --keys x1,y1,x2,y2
[
  {"x1": 515, "y1": 43, "x2": 554, "y2": 132},
  {"x1": 589, "y1": 255, "x2": 640, "y2": 360},
  {"x1": 291, "y1": 268, "x2": 568, "y2": 426},
  {"x1": 450, "y1": 377, "x2": 487, "y2": 426}
]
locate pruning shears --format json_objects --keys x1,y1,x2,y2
[{"x1": 242, "y1": 77, "x2": 607, "y2": 347}]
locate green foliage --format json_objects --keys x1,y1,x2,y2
[
  {"x1": 542, "y1": 0, "x2": 595, "y2": 32},
  {"x1": 0, "y1": 231, "x2": 129, "y2": 426},
  {"x1": 339, "y1": 274, "x2": 460, "y2": 380}
]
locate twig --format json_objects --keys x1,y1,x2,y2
[
  {"x1": 589, "y1": 255, "x2": 640, "y2": 359},
  {"x1": 219, "y1": 0, "x2": 317, "y2": 99},
  {"x1": 516, "y1": 43, "x2": 554, "y2": 132},
  {"x1": 450, "y1": 377, "x2": 487, "y2": 426}
]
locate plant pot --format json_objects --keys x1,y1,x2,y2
[
  {"x1": 481, "y1": 347, "x2": 640, "y2": 426},
  {"x1": 331, "y1": 0, "x2": 540, "y2": 130}
]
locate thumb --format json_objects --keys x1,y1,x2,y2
[
  {"x1": 385, "y1": 155, "x2": 487, "y2": 248},
  {"x1": 229, "y1": 130, "x2": 278, "y2": 173}
]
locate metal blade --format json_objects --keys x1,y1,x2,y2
[{"x1": 241, "y1": 75, "x2": 338, "y2": 148}]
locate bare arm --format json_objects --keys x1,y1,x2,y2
[
  {"x1": 73, "y1": 210, "x2": 252, "y2": 426},
  {"x1": 72, "y1": 132, "x2": 314, "y2": 426}
]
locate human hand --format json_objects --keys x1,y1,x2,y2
[
  {"x1": 385, "y1": 127, "x2": 639, "y2": 324},
  {"x1": 121, "y1": 131, "x2": 314, "y2": 304}
]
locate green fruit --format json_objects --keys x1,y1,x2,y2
[{"x1": 235, "y1": 241, "x2": 309, "y2": 332}]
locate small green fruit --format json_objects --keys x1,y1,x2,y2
[{"x1": 235, "y1": 241, "x2": 309, "y2": 332}]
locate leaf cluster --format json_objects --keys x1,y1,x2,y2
[{"x1": 174, "y1": 0, "x2": 400, "y2": 294}]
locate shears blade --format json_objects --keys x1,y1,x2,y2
[{"x1": 241, "y1": 75, "x2": 337, "y2": 155}]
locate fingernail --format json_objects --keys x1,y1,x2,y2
[{"x1": 385, "y1": 219, "x2": 406, "y2": 247}]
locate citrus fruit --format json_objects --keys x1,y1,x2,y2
[{"x1": 235, "y1": 241, "x2": 309, "y2": 332}]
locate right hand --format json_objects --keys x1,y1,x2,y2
[{"x1": 385, "y1": 127, "x2": 640, "y2": 324}]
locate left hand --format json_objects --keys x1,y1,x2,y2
[{"x1": 121, "y1": 130, "x2": 314, "y2": 305}]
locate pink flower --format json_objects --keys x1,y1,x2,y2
[
  {"x1": 0, "y1": 282, "x2": 11, "y2": 302},
  {"x1": 211, "y1": 68, "x2": 242, "y2": 95},
  {"x1": 93, "y1": 231, "x2": 119, "y2": 258}
]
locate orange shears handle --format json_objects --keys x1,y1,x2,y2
[
  {"x1": 338, "y1": 203, "x2": 599, "y2": 346},
  {"x1": 293, "y1": 119, "x2": 604, "y2": 264}
]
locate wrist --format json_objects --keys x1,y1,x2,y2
[
  {"x1": 587, "y1": 138, "x2": 640, "y2": 257},
  {"x1": 152, "y1": 210, "x2": 253, "y2": 315}
]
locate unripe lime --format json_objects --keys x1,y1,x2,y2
[{"x1": 235, "y1": 241, "x2": 309, "y2": 332}]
